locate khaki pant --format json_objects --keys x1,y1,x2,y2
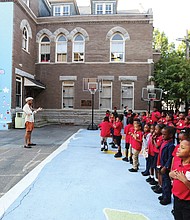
[{"x1": 132, "y1": 149, "x2": 140, "y2": 170}]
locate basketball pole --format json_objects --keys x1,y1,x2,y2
[{"x1": 87, "y1": 91, "x2": 98, "y2": 130}]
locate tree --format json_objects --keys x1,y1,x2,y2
[{"x1": 153, "y1": 29, "x2": 190, "y2": 112}]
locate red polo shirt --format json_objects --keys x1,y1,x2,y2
[
  {"x1": 99, "y1": 121, "x2": 112, "y2": 137},
  {"x1": 172, "y1": 157, "x2": 190, "y2": 200},
  {"x1": 113, "y1": 121, "x2": 123, "y2": 136},
  {"x1": 131, "y1": 130, "x2": 143, "y2": 151},
  {"x1": 153, "y1": 135, "x2": 163, "y2": 153}
]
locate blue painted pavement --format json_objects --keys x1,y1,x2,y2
[{"x1": 0, "y1": 129, "x2": 174, "y2": 220}]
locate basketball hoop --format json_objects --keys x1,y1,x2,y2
[
  {"x1": 88, "y1": 87, "x2": 97, "y2": 95},
  {"x1": 88, "y1": 82, "x2": 98, "y2": 95}
]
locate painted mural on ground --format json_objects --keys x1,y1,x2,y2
[{"x1": 104, "y1": 208, "x2": 149, "y2": 220}]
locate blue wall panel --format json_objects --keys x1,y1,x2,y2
[{"x1": 0, "y1": 2, "x2": 13, "y2": 130}]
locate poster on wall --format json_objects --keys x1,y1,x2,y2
[{"x1": 0, "y1": 2, "x2": 13, "y2": 130}]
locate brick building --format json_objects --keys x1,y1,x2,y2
[{"x1": 0, "y1": 0, "x2": 154, "y2": 128}]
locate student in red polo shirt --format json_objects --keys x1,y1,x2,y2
[
  {"x1": 98, "y1": 116, "x2": 112, "y2": 151},
  {"x1": 128, "y1": 121, "x2": 143, "y2": 172},
  {"x1": 113, "y1": 115, "x2": 123, "y2": 158},
  {"x1": 151, "y1": 107, "x2": 161, "y2": 125},
  {"x1": 169, "y1": 139, "x2": 190, "y2": 220}
]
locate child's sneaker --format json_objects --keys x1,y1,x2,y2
[
  {"x1": 114, "y1": 151, "x2": 122, "y2": 158},
  {"x1": 101, "y1": 147, "x2": 105, "y2": 151},
  {"x1": 122, "y1": 157, "x2": 129, "y2": 162},
  {"x1": 146, "y1": 177, "x2": 154, "y2": 182}
]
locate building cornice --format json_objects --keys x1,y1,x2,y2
[{"x1": 36, "y1": 18, "x2": 152, "y2": 25}]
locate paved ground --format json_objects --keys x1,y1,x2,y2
[
  {"x1": 0, "y1": 125, "x2": 81, "y2": 197},
  {"x1": 0, "y1": 127, "x2": 174, "y2": 220}
]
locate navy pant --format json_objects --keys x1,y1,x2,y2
[
  {"x1": 174, "y1": 196, "x2": 190, "y2": 220},
  {"x1": 162, "y1": 172, "x2": 172, "y2": 202}
]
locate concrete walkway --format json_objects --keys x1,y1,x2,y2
[{"x1": 0, "y1": 129, "x2": 174, "y2": 220}]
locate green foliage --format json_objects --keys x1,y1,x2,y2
[{"x1": 153, "y1": 29, "x2": 190, "y2": 110}]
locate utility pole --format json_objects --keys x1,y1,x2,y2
[{"x1": 176, "y1": 29, "x2": 190, "y2": 59}]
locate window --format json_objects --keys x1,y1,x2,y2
[
  {"x1": 95, "y1": 3, "x2": 113, "y2": 14},
  {"x1": 53, "y1": 5, "x2": 70, "y2": 16},
  {"x1": 22, "y1": 27, "x2": 28, "y2": 51},
  {"x1": 40, "y1": 36, "x2": 50, "y2": 62},
  {"x1": 62, "y1": 82, "x2": 74, "y2": 109},
  {"x1": 16, "y1": 76, "x2": 22, "y2": 108},
  {"x1": 73, "y1": 34, "x2": 85, "y2": 62},
  {"x1": 121, "y1": 83, "x2": 134, "y2": 109},
  {"x1": 56, "y1": 35, "x2": 67, "y2": 62},
  {"x1": 110, "y1": 33, "x2": 125, "y2": 62}
]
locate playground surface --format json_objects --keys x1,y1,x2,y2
[{"x1": 0, "y1": 128, "x2": 174, "y2": 220}]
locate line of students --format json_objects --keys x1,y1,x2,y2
[{"x1": 99, "y1": 109, "x2": 190, "y2": 220}]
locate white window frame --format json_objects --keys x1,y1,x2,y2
[
  {"x1": 95, "y1": 3, "x2": 113, "y2": 14},
  {"x1": 56, "y1": 35, "x2": 67, "y2": 63},
  {"x1": 99, "y1": 81, "x2": 112, "y2": 110},
  {"x1": 22, "y1": 27, "x2": 29, "y2": 52},
  {"x1": 72, "y1": 34, "x2": 85, "y2": 63},
  {"x1": 39, "y1": 36, "x2": 50, "y2": 63},
  {"x1": 62, "y1": 82, "x2": 74, "y2": 109},
  {"x1": 53, "y1": 5, "x2": 70, "y2": 16},
  {"x1": 121, "y1": 83, "x2": 134, "y2": 110},
  {"x1": 110, "y1": 33, "x2": 125, "y2": 62},
  {"x1": 16, "y1": 76, "x2": 23, "y2": 108}
]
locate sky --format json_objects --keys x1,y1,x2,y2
[{"x1": 76, "y1": 0, "x2": 190, "y2": 43}]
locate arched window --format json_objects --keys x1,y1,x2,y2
[
  {"x1": 110, "y1": 33, "x2": 125, "y2": 62},
  {"x1": 56, "y1": 35, "x2": 67, "y2": 62},
  {"x1": 73, "y1": 34, "x2": 85, "y2": 62},
  {"x1": 22, "y1": 27, "x2": 28, "y2": 51},
  {"x1": 40, "y1": 36, "x2": 50, "y2": 62}
]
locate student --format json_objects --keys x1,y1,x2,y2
[
  {"x1": 157, "y1": 126, "x2": 175, "y2": 205},
  {"x1": 169, "y1": 139, "x2": 190, "y2": 220},
  {"x1": 123, "y1": 117, "x2": 134, "y2": 162},
  {"x1": 151, "y1": 124, "x2": 165, "y2": 193},
  {"x1": 98, "y1": 116, "x2": 112, "y2": 151},
  {"x1": 128, "y1": 121, "x2": 143, "y2": 172},
  {"x1": 141, "y1": 124, "x2": 151, "y2": 175},
  {"x1": 113, "y1": 115, "x2": 123, "y2": 158},
  {"x1": 144, "y1": 125, "x2": 156, "y2": 181},
  {"x1": 151, "y1": 107, "x2": 161, "y2": 125}
]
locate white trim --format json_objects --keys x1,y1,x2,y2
[
  {"x1": 16, "y1": 76, "x2": 23, "y2": 108},
  {"x1": 15, "y1": 68, "x2": 34, "y2": 79},
  {"x1": 121, "y1": 82, "x2": 134, "y2": 110},
  {"x1": 119, "y1": 76, "x2": 137, "y2": 81},
  {"x1": 59, "y1": 76, "x2": 77, "y2": 81}
]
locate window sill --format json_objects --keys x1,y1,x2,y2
[{"x1": 22, "y1": 48, "x2": 30, "y2": 55}]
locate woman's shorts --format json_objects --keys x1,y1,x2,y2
[{"x1": 25, "y1": 122, "x2": 34, "y2": 132}]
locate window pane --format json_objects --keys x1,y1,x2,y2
[
  {"x1": 111, "y1": 42, "x2": 124, "y2": 52},
  {"x1": 75, "y1": 35, "x2": 84, "y2": 41},
  {"x1": 57, "y1": 42, "x2": 67, "y2": 53},
  {"x1": 112, "y1": 34, "x2": 123, "y2": 41},
  {"x1": 57, "y1": 54, "x2": 67, "y2": 62},
  {"x1": 41, "y1": 36, "x2": 50, "y2": 42},
  {"x1": 74, "y1": 53, "x2": 84, "y2": 61},
  {"x1": 73, "y1": 42, "x2": 84, "y2": 52},
  {"x1": 58, "y1": 35, "x2": 66, "y2": 42},
  {"x1": 63, "y1": 6, "x2": 69, "y2": 15},
  {"x1": 41, "y1": 44, "x2": 50, "y2": 53}
]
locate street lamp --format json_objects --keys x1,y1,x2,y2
[{"x1": 176, "y1": 29, "x2": 190, "y2": 59}]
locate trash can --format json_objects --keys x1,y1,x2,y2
[{"x1": 15, "y1": 112, "x2": 25, "y2": 128}]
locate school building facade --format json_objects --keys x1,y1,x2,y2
[{"x1": 0, "y1": 0, "x2": 155, "y2": 129}]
